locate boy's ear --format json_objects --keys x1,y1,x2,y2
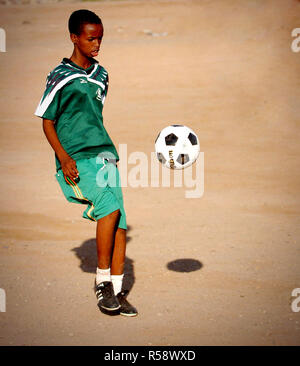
[{"x1": 70, "y1": 33, "x2": 78, "y2": 44}]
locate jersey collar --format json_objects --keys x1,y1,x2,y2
[{"x1": 62, "y1": 58, "x2": 99, "y2": 74}]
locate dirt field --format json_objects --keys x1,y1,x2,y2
[{"x1": 0, "y1": 0, "x2": 300, "y2": 346}]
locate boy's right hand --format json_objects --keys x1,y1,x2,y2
[{"x1": 60, "y1": 155, "x2": 79, "y2": 181}]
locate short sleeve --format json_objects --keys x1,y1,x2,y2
[{"x1": 34, "y1": 78, "x2": 62, "y2": 121}]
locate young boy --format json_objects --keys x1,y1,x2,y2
[{"x1": 35, "y1": 9, "x2": 137, "y2": 317}]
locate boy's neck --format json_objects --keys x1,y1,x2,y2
[{"x1": 70, "y1": 49, "x2": 93, "y2": 70}]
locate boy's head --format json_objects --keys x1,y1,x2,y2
[
  {"x1": 68, "y1": 9, "x2": 102, "y2": 36},
  {"x1": 68, "y1": 9, "x2": 103, "y2": 59}
]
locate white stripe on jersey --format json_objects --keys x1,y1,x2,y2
[
  {"x1": 34, "y1": 73, "x2": 84, "y2": 117},
  {"x1": 64, "y1": 62, "x2": 98, "y2": 78},
  {"x1": 88, "y1": 64, "x2": 99, "y2": 78},
  {"x1": 87, "y1": 77, "x2": 105, "y2": 89},
  {"x1": 35, "y1": 65, "x2": 107, "y2": 117}
]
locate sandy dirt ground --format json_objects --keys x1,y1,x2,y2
[{"x1": 0, "y1": 0, "x2": 300, "y2": 346}]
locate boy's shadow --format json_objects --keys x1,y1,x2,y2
[{"x1": 71, "y1": 225, "x2": 135, "y2": 293}]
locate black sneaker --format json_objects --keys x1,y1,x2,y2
[
  {"x1": 94, "y1": 281, "x2": 120, "y2": 312},
  {"x1": 117, "y1": 290, "x2": 138, "y2": 317}
]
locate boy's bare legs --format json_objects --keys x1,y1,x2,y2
[
  {"x1": 96, "y1": 209, "x2": 120, "y2": 270},
  {"x1": 95, "y1": 209, "x2": 121, "y2": 312},
  {"x1": 111, "y1": 226, "x2": 137, "y2": 316},
  {"x1": 95, "y1": 209, "x2": 127, "y2": 288},
  {"x1": 95, "y1": 210, "x2": 137, "y2": 316},
  {"x1": 111, "y1": 227, "x2": 126, "y2": 296},
  {"x1": 111, "y1": 228, "x2": 127, "y2": 275}
]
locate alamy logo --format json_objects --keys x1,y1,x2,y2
[
  {"x1": 291, "y1": 28, "x2": 300, "y2": 53},
  {"x1": 95, "y1": 144, "x2": 204, "y2": 199},
  {"x1": 0, "y1": 288, "x2": 6, "y2": 312},
  {"x1": 0, "y1": 28, "x2": 6, "y2": 52},
  {"x1": 291, "y1": 288, "x2": 300, "y2": 312}
]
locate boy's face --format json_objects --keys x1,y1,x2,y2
[{"x1": 71, "y1": 23, "x2": 103, "y2": 58}]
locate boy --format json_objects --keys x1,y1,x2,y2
[{"x1": 35, "y1": 9, "x2": 137, "y2": 317}]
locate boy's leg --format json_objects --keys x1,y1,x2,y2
[
  {"x1": 111, "y1": 227, "x2": 138, "y2": 317},
  {"x1": 96, "y1": 209, "x2": 120, "y2": 270},
  {"x1": 111, "y1": 227, "x2": 126, "y2": 295},
  {"x1": 111, "y1": 228, "x2": 127, "y2": 275},
  {"x1": 94, "y1": 209, "x2": 121, "y2": 312}
]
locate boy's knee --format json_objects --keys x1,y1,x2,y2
[{"x1": 116, "y1": 227, "x2": 127, "y2": 235}]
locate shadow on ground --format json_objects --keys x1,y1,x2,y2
[
  {"x1": 71, "y1": 225, "x2": 135, "y2": 293},
  {"x1": 167, "y1": 258, "x2": 203, "y2": 272}
]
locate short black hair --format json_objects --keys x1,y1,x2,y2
[{"x1": 68, "y1": 9, "x2": 102, "y2": 35}]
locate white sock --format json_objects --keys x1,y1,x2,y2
[
  {"x1": 96, "y1": 267, "x2": 111, "y2": 285},
  {"x1": 111, "y1": 274, "x2": 124, "y2": 295}
]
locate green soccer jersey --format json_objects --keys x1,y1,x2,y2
[{"x1": 35, "y1": 58, "x2": 119, "y2": 171}]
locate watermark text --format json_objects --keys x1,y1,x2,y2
[
  {"x1": 96, "y1": 144, "x2": 204, "y2": 198},
  {"x1": 291, "y1": 288, "x2": 300, "y2": 312},
  {"x1": 291, "y1": 28, "x2": 300, "y2": 53},
  {"x1": 0, "y1": 288, "x2": 6, "y2": 312},
  {"x1": 0, "y1": 28, "x2": 6, "y2": 52}
]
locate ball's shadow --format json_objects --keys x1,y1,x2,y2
[
  {"x1": 71, "y1": 225, "x2": 135, "y2": 293},
  {"x1": 167, "y1": 258, "x2": 203, "y2": 273}
]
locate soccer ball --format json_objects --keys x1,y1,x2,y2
[{"x1": 155, "y1": 125, "x2": 200, "y2": 169}]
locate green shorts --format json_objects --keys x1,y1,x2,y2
[{"x1": 55, "y1": 156, "x2": 127, "y2": 229}]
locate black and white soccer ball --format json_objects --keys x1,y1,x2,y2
[{"x1": 155, "y1": 125, "x2": 200, "y2": 170}]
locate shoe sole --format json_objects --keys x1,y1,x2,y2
[
  {"x1": 99, "y1": 304, "x2": 121, "y2": 312},
  {"x1": 120, "y1": 311, "x2": 138, "y2": 317}
]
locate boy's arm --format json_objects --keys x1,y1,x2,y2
[{"x1": 42, "y1": 119, "x2": 79, "y2": 180}]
